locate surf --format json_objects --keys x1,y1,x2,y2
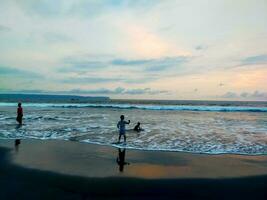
[{"x1": 0, "y1": 102, "x2": 266, "y2": 112}]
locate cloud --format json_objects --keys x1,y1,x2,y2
[
  {"x1": 60, "y1": 55, "x2": 189, "y2": 73},
  {"x1": 0, "y1": 25, "x2": 11, "y2": 32},
  {"x1": 111, "y1": 58, "x2": 152, "y2": 66},
  {"x1": 122, "y1": 77, "x2": 159, "y2": 84},
  {"x1": 68, "y1": 88, "x2": 124, "y2": 95},
  {"x1": 240, "y1": 92, "x2": 249, "y2": 98},
  {"x1": 245, "y1": 91, "x2": 267, "y2": 98},
  {"x1": 62, "y1": 77, "x2": 123, "y2": 84},
  {"x1": 69, "y1": 87, "x2": 169, "y2": 95},
  {"x1": 124, "y1": 88, "x2": 169, "y2": 95},
  {"x1": 13, "y1": 0, "x2": 74, "y2": 17},
  {"x1": 1, "y1": 89, "x2": 44, "y2": 94},
  {"x1": 144, "y1": 56, "x2": 189, "y2": 72},
  {"x1": 59, "y1": 55, "x2": 111, "y2": 72},
  {"x1": 58, "y1": 55, "x2": 189, "y2": 85},
  {"x1": 61, "y1": 76, "x2": 159, "y2": 84},
  {"x1": 111, "y1": 56, "x2": 189, "y2": 68},
  {"x1": 43, "y1": 33, "x2": 73, "y2": 43},
  {"x1": 241, "y1": 54, "x2": 267, "y2": 65},
  {"x1": 195, "y1": 45, "x2": 208, "y2": 51},
  {"x1": 0, "y1": 66, "x2": 42, "y2": 78},
  {"x1": 59, "y1": 62, "x2": 107, "y2": 72},
  {"x1": 221, "y1": 91, "x2": 267, "y2": 100},
  {"x1": 1, "y1": 87, "x2": 169, "y2": 96},
  {"x1": 221, "y1": 92, "x2": 239, "y2": 99},
  {"x1": 13, "y1": 0, "x2": 160, "y2": 18}
]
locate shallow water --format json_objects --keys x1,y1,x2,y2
[{"x1": 0, "y1": 103, "x2": 267, "y2": 155}]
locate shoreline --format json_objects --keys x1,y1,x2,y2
[
  {"x1": 69, "y1": 140, "x2": 267, "y2": 156},
  {"x1": 1, "y1": 138, "x2": 266, "y2": 156},
  {"x1": 0, "y1": 139, "x2": 267, "y2": 199}
]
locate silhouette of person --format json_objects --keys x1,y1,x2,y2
[
  {"x1": 16, "y1": 102, "x2": 23, "y2": 125},
  {"x1": 116, "y1": 148, "x2": 129, "y2": 172},
  {"x1": 117, "y1": 115, "x2": 130, "y2": 143},
  {"x1": 134, "y1": 122, "x2": 142, "y2": 132}
]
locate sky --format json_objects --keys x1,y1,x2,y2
[{"x1": 0, "y1": 0, "x2": 266, "y2": 100}]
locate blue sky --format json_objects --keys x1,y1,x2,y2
[{"x1": 0, "y1": 0, "x2": 266, "y2": 100}]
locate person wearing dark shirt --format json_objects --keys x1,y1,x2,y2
[
  {"x1": 16, "y1": 102, "x2": 23, "y2": 125},
  {"x1": 134, "y1": 122, "x2": 142, "y2": 132}
]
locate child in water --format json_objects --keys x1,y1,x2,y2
[
  {"x1": 134, "y1": 122, "x2": 142, "y2": 132},
  {"x1": 16, "y1": 102, "x2": 23, "y2": 125},
  {"x1": 117, "y1": 115, "x2": 130, "y2": 143}
]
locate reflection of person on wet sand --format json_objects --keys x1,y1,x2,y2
[
  {"x1": 116, "y1": 148, "x2": 129, "y2": 172},
  {"x1": 15, "y1": 139, "x2": 21, "y2": 152}
]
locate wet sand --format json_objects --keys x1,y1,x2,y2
[{"x1": 0, "y1": 139, "x2": 266, "y2": 199}]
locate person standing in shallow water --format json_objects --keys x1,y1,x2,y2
[
  {"x1": 16, "y1": 102, "x2": 23, "y2": 125},
  {"x1": 117, "y1": 115, "x2": 130, "y2": 143}
]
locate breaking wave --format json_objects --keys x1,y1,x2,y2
[{"x1": 0, "y1": 102, "x2": 266, "y2": 112}]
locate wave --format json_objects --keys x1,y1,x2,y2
[
  {"x1": 80, "y1": 140, "x2": 267, "y2": 156},
  {"x1": 0, "y1": 136, "x2": 265, "y2": 155},
  {"x1": 0, "y1": 102, "x2": 266, "y2": 112}
]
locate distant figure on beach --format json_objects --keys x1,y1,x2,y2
[
  {"x1": 133, "y1": 122, "x2": 142, "y2": 132},
  {"x1": 16, "y1": 102, "x2": 23, "y2": 125},
  {"x1": 116, "y1": 148, "x2": 129, "y2": 172},
  {"x1": 117, "y1": 115, "x2": 130, "y2": 143}
]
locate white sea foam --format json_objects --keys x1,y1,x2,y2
[
  {"x1": 0, "y1": 102, "x2": 266, "y2": 112},
  {"x1": 0, "y1": 103, "x2": 267, "y2": 155}
]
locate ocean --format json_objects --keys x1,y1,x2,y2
[{"x1": 0, "y1": 100, "x2": 266, "y2": 155}]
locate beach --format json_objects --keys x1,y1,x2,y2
[
  {"x1": 1, "y1": 0, "x2": 267, "y2": 198},
  {"x1": 0, "y1": 139, "x2": 266, "y2": 199}
]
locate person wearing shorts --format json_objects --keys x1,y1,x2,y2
[{"x1": 117, "y1": 115, "x2": 130, "y2": 143}]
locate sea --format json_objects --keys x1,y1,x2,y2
[{"x1": 0, "y1": 99, "x2": 267, "y2": 155}]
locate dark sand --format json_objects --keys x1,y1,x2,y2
[{"x1": 0, "y1": 139, "x2": 266, "y2": 199}]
